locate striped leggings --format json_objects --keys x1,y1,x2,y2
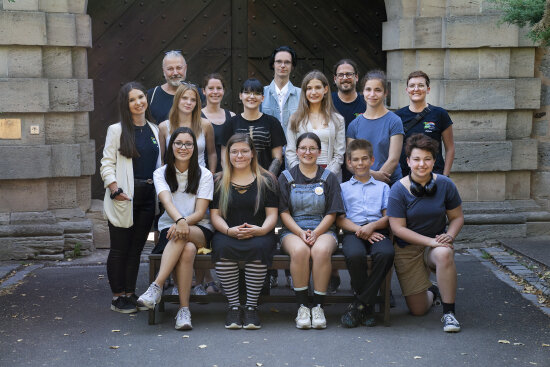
[{"x1": 215, "y1": 260, "x2": 267, "y2": 307}]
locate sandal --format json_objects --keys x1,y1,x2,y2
[{"x1": 205, "y1": 281, "x2": 221, "y2": 294}]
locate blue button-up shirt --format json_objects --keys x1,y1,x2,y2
[{"x1": 340, "y1": 176, "x2": 390, "y2": 225}]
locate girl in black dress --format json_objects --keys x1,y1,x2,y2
[{"x1": 210, "y1": 133, "x2": 279, "y2": 330}]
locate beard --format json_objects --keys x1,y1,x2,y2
[
  {"x1": 165, "y1": 74, "x2": 184, "y2": 87},
  {"x1": 337, "y1": 82, "x2": 355, "y2": 93}
]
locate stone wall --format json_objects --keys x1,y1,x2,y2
[
  {"x1": 534, "y1": 47, "x2": 550, "y2": 212},
  {"x1": 0, "y1": 0, "x2": 95, "y2": 260}
]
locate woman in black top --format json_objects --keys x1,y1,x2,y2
[
  {"x1": 100, "y1": 82, "x2": 161, "y2": 314},
  {"x1": 210, "y1": 133, "x2": 279, "y2": 330}
]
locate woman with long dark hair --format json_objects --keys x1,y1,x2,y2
[
  {"x1": 210, "y1": 133, "x2": 279, "y2": 330},
  {"x1": 138, "y1": 127, "x2": 214, "y2": 330},
  {"x1": 100, "y1": 82, "x2": 161, "y2": 313}
]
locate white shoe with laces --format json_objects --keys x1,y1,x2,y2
[
  {"x1": 311, "y1": 305, "x2": 327, "y2": 329},
  {"x1": 137, "y1": 283, "x2": 162, "y2": 309},
  {"x1": 441, "y1": 312, "x2": 461, "y2": 332},
  {"x1": 175, "y1": 307, "x2": 192, "y2": 330},
  {"x1": 295, "y1": 305, "x2": 311, "y2": 329}
]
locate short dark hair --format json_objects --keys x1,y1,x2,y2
[
  {"x1": 346, "y1": 139, "x2": 373, "y2": 157},
  {"x1": 296, "y1": 132, "x2": 321, "y2": 150},
  {"x1": 404, "y1": 133, "x2": 439, "y2": 158},
  {"x1": 269, "y1": 46, "x2": 297, "y2": 70},
  {"x1": 406, "y1": 70, "x2": 430, "y2": 87},
  {"x1": 240, "y1": 78, "x2": 264, "y2": 94},
  {"x1": 360, "y1": 69, "x2": 388, "y2": 92},
  {"x1": 333, "y1": 59, "x2": 359, "y2": 76}
]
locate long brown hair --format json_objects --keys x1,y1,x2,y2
[
  {"x1": 167, "y1": 84, "x2": 203, "y2": 137},
  {"x1": 117, "y1": 81, "x2": 153, "y2": 158},
  {"x1": 289, "y1": 70, "x2": 338, "y2": 133}
]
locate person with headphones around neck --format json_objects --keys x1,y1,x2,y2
[{"x1": 387, "y1": 134, "x2": 464, "y2": 333}]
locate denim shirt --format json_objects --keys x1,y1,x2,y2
[{"x1": 261, "y1": 80, "x2": 301, "y2": 134}]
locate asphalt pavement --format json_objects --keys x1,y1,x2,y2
[{"x1": 1, "y1": 250, "x2": 549, "y2": 367}]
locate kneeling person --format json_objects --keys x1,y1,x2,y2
[{"x1": 337, "y1": 139, "x2": 394, "y2": 327}]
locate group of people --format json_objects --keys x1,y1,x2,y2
[{"x1": 100, "y1": 46, "x2": 463, "y2": 333}]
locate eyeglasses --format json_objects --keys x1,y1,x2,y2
[
  {"x1": 336, "y1": 72, "x2": 355, "y2": 79},
  {"x1": 164, "y1": 50, "x2": 182, "y2": 55},
  {"x1": 173, "y1": 141, "x2": 194, "y2": 149},
  {"x1": 229, "y1": 149, "x2": 252, "y2": 156},
  {"x1": 274, "y1": 60, "x2": 292, "y2": 66},
  {"x1": 407, "y1": 84, "x2": 427, "y2": 90},
  {"x1": 241, "y1": 91, "x2": 263, "y2": 97},
  {"x1": 297, "y1": 147, "x2": 319, "y2": 153}
]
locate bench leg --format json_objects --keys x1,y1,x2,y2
[
  {"x1": 148, "y1": 305, "x2": 156, "y2": 325},
  {"x1": 382, "y1": 267, "x2": 392, "y2": 326},
  {"x1": 159, "y1": 297, "x2": 165, "y2": 313}
]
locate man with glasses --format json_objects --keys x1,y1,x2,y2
[{"x1": 147, "y1": 50, "x2": 205, "y2": 124}]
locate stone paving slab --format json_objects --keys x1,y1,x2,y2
[
  {"x1": 500, "y1": 237, "x2": 550, "y2": 268},
  {"x1": 0, "y1": 264, "x2": 20, "y2": 280}
]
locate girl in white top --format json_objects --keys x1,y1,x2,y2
[
  {"x1": 138, "y1": 127, "x2": 214, "y2": 330},
  {"x1": 159, "y1": 84, "x2": 217, "y2": 173},
  {"x1": 285, "y1": 70, "x2": 345, "y2": 179}
]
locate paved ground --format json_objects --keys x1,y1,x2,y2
[
  {"x1": 1, "y1": 251, "x2": 549, "y2": 367},
  {"x1": 500, "y1": 237, "x2": 550, "y2": 268}
]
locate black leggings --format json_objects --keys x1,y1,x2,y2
[{"x1": 107, "y1": 183, "x2": 155, "y2": 294}]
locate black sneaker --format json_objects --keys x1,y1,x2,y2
[
  {"x1": 327, "y1": 275, "x2": 341, "y2": 294},
  {"x1": 428, "y1": 284, "x2": 442, "y2": 306},
  {"x1": 127, "y1": 294, "x2": 148, "y2": 311},
  {"x1": 361, "y1": 305, "x2": 377, "y2": 327},
  {"x1": 225, "y1": 306, "x2": 242, "y2": 329},
  {"x1": 340, "y1": 301, "x2": 366, "y2": 328},
  {"x1": 111, "y1": 296, "x2": 137, "y2": 314},
  {"x1": 242, "y1": 306, "x2": 261, "y2": 329}
]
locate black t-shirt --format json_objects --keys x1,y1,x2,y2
[
  {"x1": 278, "y1": 165, "x2": 345, "y2": 215},
  {"x1": 394, "y1": 104, "x2": 453, "y2": 175},
  {"x1": 331, "y1": 91, "x2": 366, "y2": 129},
  {"x1": 211, "y1": 176, "x2": 279, "y2": 227},
  {"x1": 147, "y1": 84, "x2": 206, "y2": 124},
  {"x1": 132, "y1": 124, "x2": 159, "y2": 180},
  {"x1": 222, "y1": 113, "x2": 287, "y2": 171},
  {"x1": 202, "y1": 109, "x2": 232, "y2": 172}
]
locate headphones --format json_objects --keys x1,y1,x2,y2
[{"x1": 409, "y1": 173, "x2": 437, "y2": 197}]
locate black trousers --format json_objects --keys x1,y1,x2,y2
[
  {"x1": 107, "y1": 183, "x2": 155, "y2": 294},
  {"x1": 341, "y1": 233, "x2": 394, "y2": 305}
]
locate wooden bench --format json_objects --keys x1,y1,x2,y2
[{"x1": 147, "y1": 250, "x2": 392, "y2": 326}]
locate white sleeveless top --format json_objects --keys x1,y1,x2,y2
[
  {"x1": 166, "y1": 130, "x2": 206, "y2": 167},
  {"x1": 307, "y1": 121, "x2": 330, "y2": 166}
]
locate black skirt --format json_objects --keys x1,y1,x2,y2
[{"x1": 211, "y1": 232, "x2": 277, "y2": 266}]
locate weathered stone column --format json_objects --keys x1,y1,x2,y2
[
  {"x1": 383, "y1": 0, "x2": 549, "y2": 240},
  {"x1": 0, "y1": 0, "x2": 95, "y2": 259}
]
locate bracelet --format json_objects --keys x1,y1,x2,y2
[
  {"x1": 110, "y1": 188, "x2": 123, "y2": 199},
  {"x1": 176, "y1": 217, "x2": 186, "y2": 225},
  {"x1": 226, "y1": 227, "x2": 230, "y2": 236}
]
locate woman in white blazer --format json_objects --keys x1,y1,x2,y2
[{"x1": 100, "y1": 82, "x2": 161, "y2": 314}]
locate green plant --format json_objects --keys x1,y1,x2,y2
[
  {"x1": 72, "y1": 243, "x2": 82, "y2": 258},
  {"x1": 490, "y1": 0, "x2": 550, "y2": 45},
  {"x1": 481, "y1": 251, "x2": 492, "y2": 260}
]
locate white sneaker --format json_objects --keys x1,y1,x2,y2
[
  {"x1": 192, "y1": 284, "x2": 208, "y2": 296},
  {"x1": 311, "y1": 305, "x2": 327, "y2": 329},
  {"x1": 137, "y1": 283, "x2": 162, "y2": 309},
  {"x1": 175, "y1": 307, "x2": 192, "y2": 330},
  {"x1": 441, "y1": 312, "x2": 461, "y2": 333},
  {"x1": 171, "y1": 286, "x2": 179, "y2": 296},
  {"x1": 295, "y1": 305, "x2": 311, "y2": 329}
]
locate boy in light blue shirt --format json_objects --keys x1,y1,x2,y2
[{"x1": 336, "y1": 139, "x2": 394, "y2": 327}]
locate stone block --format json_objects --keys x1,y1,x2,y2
[
  {"x1": 0, "y1": 213, "x2": 9, "y2": 225},
  {"x1": 0, "y1": 179, "x2": 48, "y2": 212},
  {"x1": 458, "y1": 223, "x2": 526, "y2": 242},
  {"x1": 7, "y1": 46, "x2": 42, "y2": 77},
  {"x1": 382, "y1": 19, "x2": 415, "y2": 51},
  {"x1": 75, "y1": 14, "x2": 92, "y2": 48},
  {"x1": 46, "y1": 13, "x2": 76, "y2": 46},
  {"x1": 507, "y1": 111, "x2": 533, "y2": 139},
  {"x1": 0, "y1": 79, "x2": 49, "y2": 112},
  {"x1": 518, "y1": 25, "x2": 537, "y2": 47},
  {"x1": 51, "y1": 144, "x2": 81, "y2": 177},
  {"x1": 511, "y1": 139, "x2": 538, "y2": 170},
  {"x1": 45, "y1": 113, "x2": 74, "y2": 144},
  {"x1": 59, "y1": 220, "x2": 92, "y2": 234},
  {"x1": 47, "y1": 178, "x2": 77, "y2": 209},
  {"x1": 441, "y1": 79, "x2": 515, "y2": 110},
  {"x1": 88, "y1": 199, "x2": 109, "y2": 248},
  {"x1": 71, "y1": 48, "x2": 87, "y2": 78},
  {"x1": 527, "y1": 222, "x2": 550, "y2": 236},
  {"x1": 78, "y1": 79, "x2": 94, "y2": 112},
  {"x1": 0, "y1": 234, "x2": 64, "y2": 260},
  {"x1": 444, "y1": 49, "x2": 479, "y2": 79},
  {"x1": 52, "y1": 208, "x2": 85, "y2": 220},
  {"x1": 541, "y1": 85, "x2": 550, "y2": 108},
  {"x1": 76, "y1": 176, "x2": 91, "y2": 211},
  {"x1": 453, "y1": 141, "x2": 512, "y2": 172},
  {"x1": 67, "y1": 0, "x2": 87, "y2": 14},
  {"x1": 0, "y1": 145, "x2": 51, "y2": 179},
  {"x1": 532, "y1": 171, "x2": 550, "y2": 198},
  {"x1": 451, "y1": 111, "x2": 507, "y2": 141},
  {"x1": 445, "y1": 16, "x2": 519, "y2": 48},
  {"x1": 386, "y1": 50, "x2": 415, "y2": 80},
  {"x1": 447, "y1": 0, "x2": 481, "y2": 16},
  {"x1": 39, "y1": 0, "x2": 69, "y2": 12},
  {"x1": 80, "y1": 140, "x2": 96, "y2": 176},
  {"x1": 0, "y1": 11, "x2": 46, "y2": 45},
  {"x1": 539, "y1": 141, "x2": 550, "y2": 169},
  {"x1": 415, "y1": 49, "x2": 445, "y2": 79},
  {"x1": 42, "y1": 47, "x2": 72, "y2": 78},
  {"x1": 3, "y1": 0, "x2": 39, "y2": 11},
  {"x1": 414, "y1": 17, "x2": 442, "y2": 48},
  {"x1": 505, "y1": 171, "x2": 531, "y2": 200},
  {"x1": 0, "y1": 113, "x2": 45, "y2": 146},
  {"x1": 515, "y1": 78, "x2": 541, "y2": 109},
  {"x1": 477, "y1": 172, "x2": 506, "y2": 201},
  {"x1": 49, "y1": 79, "x2": 79, "y2": 111},
  {"x1": 384, "y1": 0, "x2": 417, "y2": 21},
  {"x1": 417, "y1": 0, "x2": 445, "y2": 17},
  {"x1": 533, "y1": 120, "x2": 548, "y2": 137},
  {"x1": 11, "y1": 211, "x2": 56, "y2": 225},
  {"x1": 510, "y1": 48, "x2": 535, "y2": 78},
  {"x1": 73, "y1": 112, "x2": 89, "y2": 143},
  {"x1": 479, "y1": 49, "x2": 510, "y2": 78},
  {"x1": 0, "y1": 47, "x2": 7, "y2": 77}
]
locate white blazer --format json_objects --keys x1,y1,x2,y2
[{"x1": 100, "y1": 121, "x2": 161, "y2": 228}]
